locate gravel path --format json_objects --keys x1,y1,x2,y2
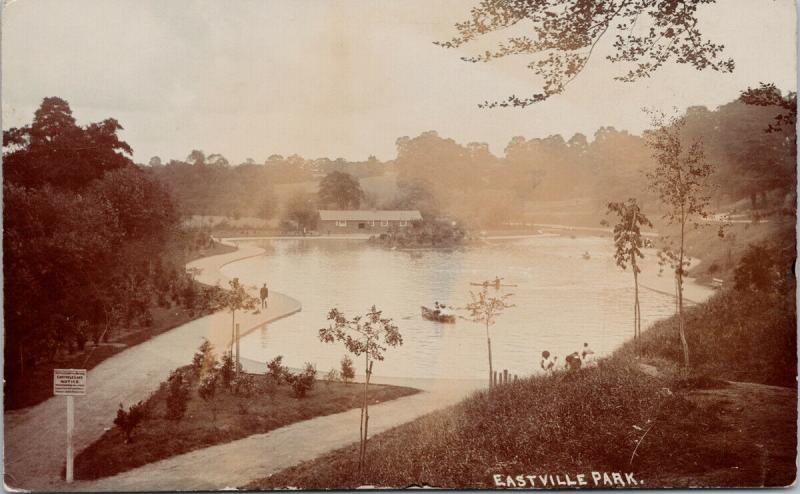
[
  {"x1": 4, "y1": 241, "x2": 301, "y2": 491},
  {"x1": 69, "y1": 377, "x2": 483, "y2": 492}
]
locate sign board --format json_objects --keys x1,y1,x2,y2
[{"x1": 54, "y1": 369, "x2": 86, "y2": 396}]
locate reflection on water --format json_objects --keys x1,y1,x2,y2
[{"x1": 222, "y1": 236, "x2": 685, "y2": 379}]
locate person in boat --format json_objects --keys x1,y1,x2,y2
[
  {"x1": 581, "y1": 342, "x2": 595, "y2": 366},
  {"x1": 540, "y1": 350, "x2": 557, "y2": 374},
  {"x1": 565, "y1": 351, "x2": 582, "y2": 371},
  {"x1": 433, "y1": 301, "x2": 442, "y2": 317}
]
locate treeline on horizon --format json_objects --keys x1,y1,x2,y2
[
  {"x1": 2, "y1": 97, "x2": 218, "y2": 388},
  {"x1": 146, "y1": 95, "x2": 796, "y2": 229}
]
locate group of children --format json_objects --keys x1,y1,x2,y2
[{"x1": 539, "y1": 342, "x2": 595, "y2": 374}]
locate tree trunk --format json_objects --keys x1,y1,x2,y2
[
  {"x1": 678, "y1": 215, "x2": 690, "y2": 368},
  {"x1": 486, "y1": 321, "x2": 493, "y2": 388},
  {"x1": 230, "y1": 311, "x2": 236, "y2": 358},
  {"x1": 363, "y1": 360, "x2": 373, "y2": 474},
  {"x1": 677, "y1": 273, "x2": 689, "y2": 368},
  {"x1": 358, "y1": 354, "x2": 368, "y2": 476},
  {"x1": 633, "y1": 268, "x2": 640, "y2": 357}
]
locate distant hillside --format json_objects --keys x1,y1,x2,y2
[{"x1": 149, "y1": 96, "x2": 795, "y2": 230}]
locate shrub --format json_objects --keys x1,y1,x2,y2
[
  {"x1": 164, "y1": 370, "x2": 190, "y2": 421},
  {"x1": 340, "y1": 355, "x2": 355, "y2": 384},
  {"x1": 192, "y1": 339, "x2": 217, "y2": 375},
  {"x1": 325, "y1": 368, "x2": 340, "y2": 385},
  {"x1": 260, "y1": 376, "x2": 278, "y2": 401},
  {"x1": 232, "y1": 373, "x2": 256, "y2": 397},
  {"x1": 113, "y1": 401, "x2": 147, "y2": 444},
  {"x1": 266, "y1": 355, "x2": 289, "y2": 384},
  {"x1": 218, "y1": 353, "x2": 236, "y2": 389},
  {"x1": 286, "y1": 362, "x2": 317, "y2": 398}
]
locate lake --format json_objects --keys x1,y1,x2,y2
[{"x1": 221, "y1": 235, "x2": 706, "y2": 380}]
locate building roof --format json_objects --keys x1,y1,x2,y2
[{"x1": 318, "y1": 210, "x2": 422, "y2": 221}]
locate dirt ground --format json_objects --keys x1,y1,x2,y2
[{"x1": 648, "y1": 381, "x2": 797, "y2": 487}]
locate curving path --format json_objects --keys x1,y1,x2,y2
[
  {"x1": 70, "y1": 376, "x2": 482, "y2": 492},
  {"x1": 3, "y1": 240, "x2": 301, "y2": 491}
]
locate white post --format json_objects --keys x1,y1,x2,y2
[{"x1": 66, "y1": 395, "x2": 74, "y2": 483}]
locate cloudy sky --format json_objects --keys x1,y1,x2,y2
[{"x1": 2, "y1": 0, "x2": 796, "y2": 163}]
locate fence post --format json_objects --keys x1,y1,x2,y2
[
  {"x1": 503, "y1": 369, "x2": 508, "y2": 385},
  {"x1": 493, "y1": 370, "x2": 498, "y2": 388}
]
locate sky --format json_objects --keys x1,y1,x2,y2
[{"x1": 1, "y1": 0, "x2": 797, "y2": 163}]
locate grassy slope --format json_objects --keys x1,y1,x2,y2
[
  {"x1": 74, "y1": 370, "x2": 418, "y2": 480},
  {"x1": 249, "y1": 329, "x2": 795, "y2": 489}
]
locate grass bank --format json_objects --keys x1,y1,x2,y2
[
  {"x1": 247, "y1": 283, "x2": 796, "y2": 489},
  {"x1": 73, "y1": 368, "x2": 418, "y2": 480}
]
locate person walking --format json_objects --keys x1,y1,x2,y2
[{"x1": 260, "y1": 283, "x2": 269, "y2": 309}]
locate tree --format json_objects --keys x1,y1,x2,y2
[
  {"x1": 437, "y1": 1, "x2": 734, "y2": 107},
  {"x1": 740, "y1": 83, "x2": 797, "y2": 135},
  {"x1": 192, "y1": 339, "x2": 218, "y2": 376},
  {"x1": 319, "y1": 306, "x2": 403, "y2": 477},
  {"x1": 285, "y1": 362, "x2": 317, "y2": 398},
  {"x1": 266, "y1": 355, "x2": 289, "y2": 384},
  {"x1": 733, "y1": 242, "x2": 793, "y2": 295},
  {"x1": 283, "y1": 192, "x2": 319, "y2": 234},
  {"x1": 340, "y1": 355, "x2": 355, "y2": 384},
  {"x1": 113, "y1": 401, "x2": 147, "y2": 444},
  {"x1": 165, "y1": 370, "x2": 190, "y2": 421},
  {"x1": 217, "y1": 278, "x2": 258, "y2": 366},
  {"x1": 606, "y1": 199, "x2": 653, "y2": 357},
  {"x1": 318, "y1": 171, "x2": 364, "y2": 209},
  {"x1": 218, "y1": 353, "x2": 237, "y2": 389},
  {"x1": 4, "y1": 97, "x2": 133, "y2": 189},
  {"x1": 645, "y1": 110, "x2": 715, "y2": 369},
  {"x1": 186, "y1": 150, "x2": 206, "y2": 166},
  {"x1": 462, "y1": 282, "x2": 514, "y2": 387}
]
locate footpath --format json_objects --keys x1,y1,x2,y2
[
  {"x1": 6, "y1": 238, "x2": 483, "y2": 492},
  {"x1": 4, "y1": 240, "x2": 300, "y2": 491}
]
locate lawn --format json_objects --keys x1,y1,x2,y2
[
  {"x1": 247, "y1": 358, "x2": 796, "y2": 489},
  {"x1": 73, "y1": 369, "x2": 418, "y2": 480}
]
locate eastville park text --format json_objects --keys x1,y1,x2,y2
[{"x1": 493, "y1": 471, "x2": 641, "y2": 488}]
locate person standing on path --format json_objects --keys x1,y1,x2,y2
[{"x1": 260, "y1": 283, "x2": 269, "y2": 309}]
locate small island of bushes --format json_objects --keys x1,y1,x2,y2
[{"x1": 369, "y1": 220, "x2": 466, "y2": 249}]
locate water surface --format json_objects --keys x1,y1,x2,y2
[{"x1": 222, "y1": 236, "x2": 696, "y2": 379}]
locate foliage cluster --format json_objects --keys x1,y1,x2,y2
[
  {"x1": 369, "y1": 220, "x2": 465, "y2": 248},
  {"x1": 2, "y1": 98, "x2": 221, "y2": 392},
  {"x1": 75, "y1": 358, "x2": 417, "y2": 481},
  {"x1": 436, "y1": 0, "x2": 734, "y2": 107},
  {"x1": 637, "y1": 242, "x2": 796, "y2": 387},
  {"x1": 113, "y1": 401, "x2": 149, "y2": 444}
]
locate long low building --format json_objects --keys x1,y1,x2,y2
[{"x1": 318, "y1": 210, "x2": 422, "y2": 233}]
